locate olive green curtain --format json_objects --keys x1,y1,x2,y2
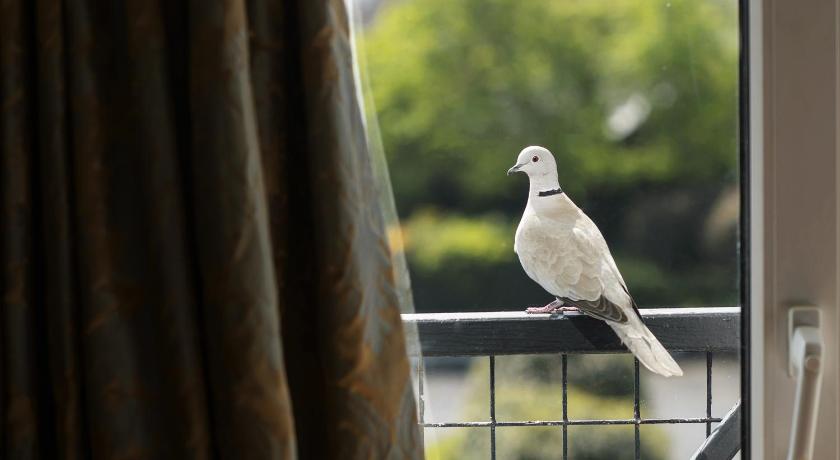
[{"x1": 0, "y1": 0, "x2": 422, "y2": 458}]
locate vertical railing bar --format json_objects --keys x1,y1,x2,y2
[
  {"x1": 562, "y1": 354, "x2": 569, "y2": 460},
  {"x1": 418, "y1": 359, "x2": 425, "y2": 422},
  {"x1": 418, "y1": 358, "x2": 425, "y2": 448},
  {"x1": 490, "y1": 355, "x2": 496, "y2": 460},
  {"x1": 706, "y1": 352, "x2": 713, "y2": 437},
  {"x1": 634, "y1": 358, "x2": 641, "y2": 460}
]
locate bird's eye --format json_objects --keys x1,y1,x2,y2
[{"x1": 532, "y1": 156, "x2": 539, "y2": 162}]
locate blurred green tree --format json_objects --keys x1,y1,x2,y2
[
  {"x1": 365, "y1": 0, "x2": 737, "y2": 214},
  {"x1": 362, "y1": 0, "x2": 739, "y2": 311}
]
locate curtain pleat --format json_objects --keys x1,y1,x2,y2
[
  {"x1": 34, "y1": 1, "x2": 85, "y2": 458},
  {"x1": 2, "y1": 1, "x2": 44, "y2": 457},
  {"x1": 294, "y1": 2, "x2": 421, "y2": 459},
  {"x1": 0, "y1": 0, "x2": 421, "y2": 458}
]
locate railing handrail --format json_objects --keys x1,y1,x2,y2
[{"x1": 402, "y1": 306, "x2": 741, "y2": 356}]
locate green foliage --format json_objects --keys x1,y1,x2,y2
[
  {"x1": 401, "y1": 207, "x2": 737, "y2": 312},
  {"x1": 365, "y1": 0, "x2": 738, "y2": 215},
  {"x1": 362, "y1": 0, "x2": 740, "y2": 312},
  {"x1": 405, "y1": 209, "x2": 514, "y2": 272},
  {"x1": 400, "y1": 210, "x2": 534, "y2": 311},
  {"x1": 498, "y1": 353, "x2": 636, "y2": 398},
  {"x1": 426, "y1": 356, "x2": 667, "y2": 460}
]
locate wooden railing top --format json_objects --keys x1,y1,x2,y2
[{"x1": 402, "y1": 307, "x2": 741, "y2": 356}]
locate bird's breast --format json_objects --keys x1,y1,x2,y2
[{"x1": 515, "y1": 214, "x2": 574, "y2": 266}]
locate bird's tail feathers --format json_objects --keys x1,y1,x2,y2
[{"x1": 610, "y1": 316, "x2": 683, "y2": 377}]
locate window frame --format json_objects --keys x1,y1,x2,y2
[{"x1": 748, "y1": 0, "x2": 840, "y2": 457}]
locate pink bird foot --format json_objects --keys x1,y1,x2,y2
[{"x1": 525, "y1": 300, "x2": 580, "y2": 314}]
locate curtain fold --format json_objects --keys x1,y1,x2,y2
[{"x1": 0, "y1": 0, "x2": 422, "y2": 458}]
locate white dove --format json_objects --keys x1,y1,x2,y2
[{"x1": 507, "y1": 146, "x2": 683, "y2": 377}]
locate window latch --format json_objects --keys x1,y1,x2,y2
[{"x1": 787, "y1": 306, "x2": 823, "y2": 460}]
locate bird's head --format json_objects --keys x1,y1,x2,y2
[{"x1": 507, "y1": 146, "x2": 557, "y2": 179}]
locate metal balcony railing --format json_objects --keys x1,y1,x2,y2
[{"x1": 402, "y1": 307, "x2": 741, "y2": 460}]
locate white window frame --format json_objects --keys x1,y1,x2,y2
[{"x1": 750, "y1": 0, "x2": 839, "y2": 457}]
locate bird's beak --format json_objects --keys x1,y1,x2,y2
[{"x1": 507, "y1": 163, "x2": 525, "y2": 176}]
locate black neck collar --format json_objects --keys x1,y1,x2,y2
[{"x1": 538, "y1": 187, "x2": 564, "y2": 197}]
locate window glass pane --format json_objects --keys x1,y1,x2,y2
[{"x1": 356, "y1": 0, "x2": 742, "y2": 458}]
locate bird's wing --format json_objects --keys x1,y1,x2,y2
[
  {"x1": 562, "y1": 296, "x2": 629, "y2": 323},
  {"x1": 521, "y1": 213, "x2": 633, "y2": 324}
]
